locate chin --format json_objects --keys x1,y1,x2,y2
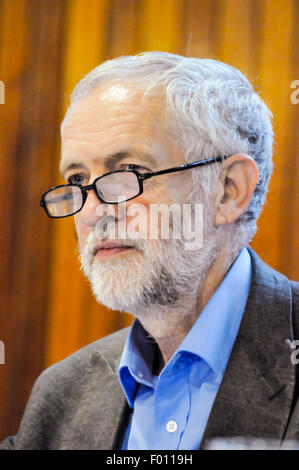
[
  {"x1": 90, "y1": 277, "x2": 143, "y2": 313},
  {"x1": 87, "y1": 255, "x2": 152, "y2": 313}
]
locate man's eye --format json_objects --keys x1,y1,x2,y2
[
  {"x1": 119, "y1": 163, "x2": 151, "y2": 173},
  {"x1": 67, "y1": 173, "x2": 86, "y2": 185}
]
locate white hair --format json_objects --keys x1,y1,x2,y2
[{"x1": 62, "y1": 51, "x2": 273, "y2": 245}]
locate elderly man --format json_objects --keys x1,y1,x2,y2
[{"x1": 1, "y1": 52, "x2": 299, "y2": 450}]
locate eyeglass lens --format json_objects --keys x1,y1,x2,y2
[
  {"x1": 96, "y1": 171, "x2": 140, "y2": 203},
  {"x1": 44, "y1": 185, "x2": 83, "y2": 217},
  {"x1": 44, "y1": 171, "x2": 140, "y2": 216}
]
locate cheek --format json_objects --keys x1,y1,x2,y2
[
  {"x1": 125, "y1": 196, "x2": 150, "y2": 239},
  {"x1": 125, "y1": 195, "x2": 174, "y2": 241},
  {"x1": 146, "y1": 175, "x2": 189, "y2": 205},
  {"x1": 74, "y1": 215, "x2": 90, "y2": 245}
]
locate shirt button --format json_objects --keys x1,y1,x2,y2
[
  {"x1": 138, "y1": 372, "x2": 143, "y2": 379},
  {"x1": 166, "y1": 420, "x2": 178, "y2": 433}
]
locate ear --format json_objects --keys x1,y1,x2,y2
[{"x1": 214, "y1": 153, "x2": 259, "y2": 226}]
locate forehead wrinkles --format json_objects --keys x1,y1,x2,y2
[
  {"x1": 61, "y1": 118, "x2": 171, "y2": 163},
  {"x1": 63, "y1": 83, "x2": 169, "y2": 136},
  {"x1": 60, "y1": 84, "x2": 182, "y2": 176}
]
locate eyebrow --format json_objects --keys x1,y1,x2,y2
[
  {"x1": 60, "y1": 151, "x2": 158, "y2": 178},
  {"x1": 104, "y1": 152, "x2": 157, "y2": 171}
]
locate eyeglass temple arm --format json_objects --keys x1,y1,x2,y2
[{"x1": 139, "y1": 155, "x2": 229, "y2": 181}]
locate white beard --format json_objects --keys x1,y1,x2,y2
[{"x1": 78, "y1": 200, "x2": 222, "y2": 323}]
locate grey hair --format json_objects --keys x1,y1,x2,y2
[{"x1": 62, "y1": 51, "x2": 273, "y2": 244}]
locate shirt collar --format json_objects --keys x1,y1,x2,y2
[
  {"x1": 118, "y1": 319, "x2": 156, "y2": 407},
  {"x1": 118, "y1": 247, "x2": 252, "y2": 407},
  {"x1": 176, "y1": 246, "x2": 252, "y2": 375}
]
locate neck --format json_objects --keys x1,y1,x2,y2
[{"x1": 137, "y1": 247, "x2": 237, "y2": 366}]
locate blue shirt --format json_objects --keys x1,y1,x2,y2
[{"x1": 118, "y1": 247, "x2": 252, "y2": 450}]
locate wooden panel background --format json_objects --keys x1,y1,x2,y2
[{"x1": 0, "y1": 0, "x2": 298, "y2": 440}]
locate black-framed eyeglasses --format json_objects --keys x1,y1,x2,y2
[{"x1": 40, "y1": 155, "x2": 230, "y2": 218}]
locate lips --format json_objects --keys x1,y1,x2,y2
[{"x1": 93, "y1": 241, "x2": 134, "y2": 256}]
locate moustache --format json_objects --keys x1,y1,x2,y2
[{"x1": 83, "y1": 214, "x2": 149, "y2": 256}]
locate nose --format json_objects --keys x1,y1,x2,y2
[{"x1": 77, "y1": 188, "x2": 107, "y2": 229}]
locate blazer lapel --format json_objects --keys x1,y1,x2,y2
[
  {"x1": 62, "y1": 328, "x2": 130, "y2": 450},
  {"x1": 200, "y1": 248, "x2": 296, "y2": 449},
  {"x1": 86, "y1": 352, "x2": 129, "y2": 450}
]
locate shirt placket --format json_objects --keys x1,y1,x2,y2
[{"x1": 153, "y1": 356, "x2": 192, "y2": 450}]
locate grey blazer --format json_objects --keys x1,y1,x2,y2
[{"x1": 1, "y1": 248, "x2": 299, "y2": 450}]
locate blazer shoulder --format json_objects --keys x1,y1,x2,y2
[
  {"x1": 39, "y1": 325, "x2": 130, "y2": 387},
  {"x1": 0, "y1": 326, "x2": 130, "y2": 450}
]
